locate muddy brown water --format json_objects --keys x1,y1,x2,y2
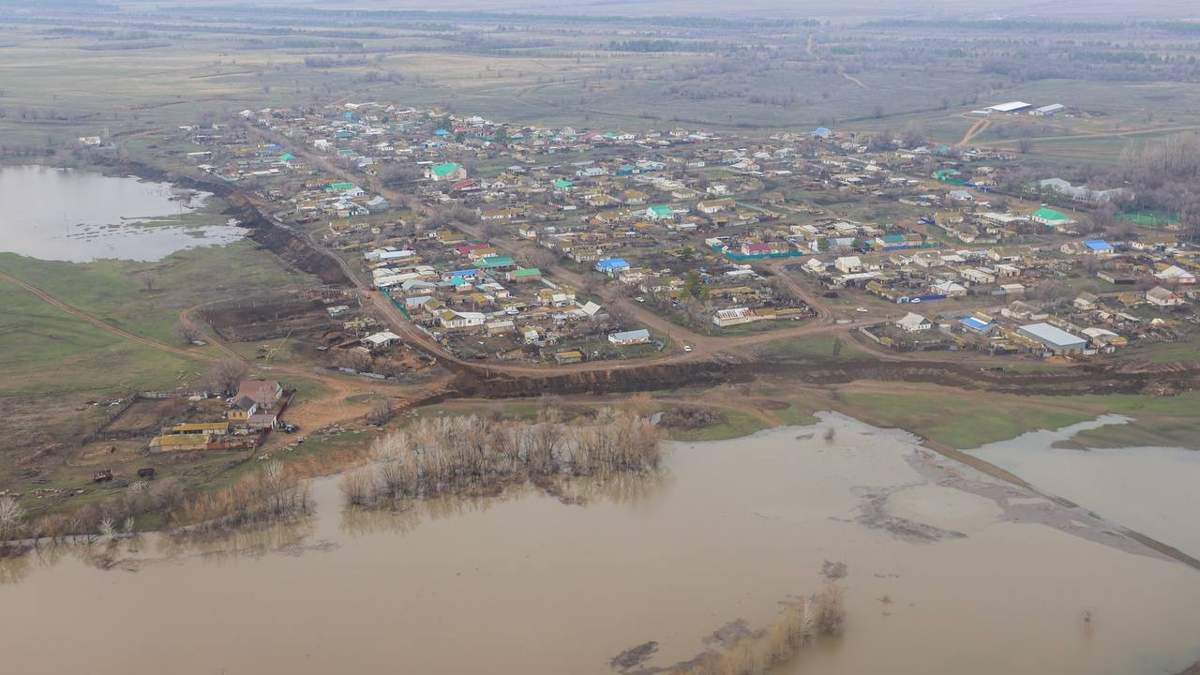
[
  {"x1": 968, "y1": 414, "x2": 1200, "y2": 560},
  {"x1": 2, "y1": 414, "x2": 1198, "y2": 674},
  {"x1": 0, "y1": 165, "x2": 244, "y2": 262}
]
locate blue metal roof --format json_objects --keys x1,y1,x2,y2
[{"x1": 960, "y1": 316, "x2": 992, "y2": 331}]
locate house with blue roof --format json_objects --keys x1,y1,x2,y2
[
  {"x1": 1084, "y1": 239, "x2": 1114, "y2": 255},
  {"x1": 595, "y1": 258, "x2": 631, "y2": 275},
  {"x1": 960, "y1": 316, "x2": 993, "y2": 333},
  {"x1": 445, "y1": 268, "x2": 479, "y2": 283}
]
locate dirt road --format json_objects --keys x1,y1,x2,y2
[
  {"x1": 1, "y1": 269, "x2": 204, "y2": 361},
  {"x1": 957, "y1": 116, "x2": 992, "y2": 147},
  {"x1": 2, "y1": 267, "x2": 444, "y2": 445}
]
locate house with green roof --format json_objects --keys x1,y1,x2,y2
[
  {"x1": 427, "y1": 162, "x2": 466, "y2": 182},
  {"x1": 645, "y1": 204, "x2": 674, "y2": 220},
  {"x1": 324, "y1": 181, "x2": 356, "y2": 193},
  {"x1": 552, "y1": 178, "x2": 574, "y2": 190},
  {"x1": 1031, "y1": 207, "x2": 1074, "y2": 227},
  {"x1": 478, "y1": 255, "x2": 516, "y2": 270},
  {"x1": 508, "y1": 267, "x2": 542, "y2": 283}
]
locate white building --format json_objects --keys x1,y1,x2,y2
[
  {"x1": 895, "y1": 312, "x2": 932, "y2": 332},
  {"x1": 712, "y1": 307, "x2": 757, "y2": 328},
  {"x1": 834, "y1": 256, "x2": 863, "y2": 274}
]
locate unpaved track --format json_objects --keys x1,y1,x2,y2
[
  {"x1": 2, "y1": 268, "x2": 444, "y2": 445},
  {"x1": 957, "y1": 117, "x2": 991, "y2": 147},
  {"x1": 1, "y1": 269, "x2": 204, "y2": 361}
]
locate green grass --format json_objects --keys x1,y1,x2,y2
[
  {"x1": 837, "y1": 389, "x2": 1092, "y2": 449},
  {"x1": 772, "y1": 400, "x2": 822, "y2": 427},
  {"x1": 0, "y1": 276, "x2": 202, "y2": 397},
  {"x1": 667, "y1": 407, "x2": 768, "y2": 442},
  {"x1": 757, "y1": 333, "x2": 862, "y2": 360},
  {"x1": 1118, "y1": 209, "x2": 1179, "y2": 228},
  {"x1": 0, "y1": 236, "x2": 310, "y2": 345},
  {"x1": 1120, "y1": 335, "x2": 1200, "y2": 364}
]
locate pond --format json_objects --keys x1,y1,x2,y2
[
  {"x1": 1, "y1": 414, "x2": 1198, "y2": 675},
  {"x1": 0, "y1": 165, "x2": 245, "y2": 262}
]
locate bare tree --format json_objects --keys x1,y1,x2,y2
[
  {"x1": 172, "y1": 321, "x2": 203, "y2": 345},
  {"x1": 0, "y1": 496, "x2": 24, "y2": 544},
  {"x1": 203, "y1": 357, "x2": 248, "y2": 395},
  {"x1": 366, "y1": 398, "x2": 395, "y2": 426}
]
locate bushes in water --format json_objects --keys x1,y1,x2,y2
[
  {"x1": 673, "y1": 584, "x2": 846, "y2": 675},
  {"x1": 173, "y1": 460, "x2": 311, "y2": 532},
  {"x1": 340, "y1": 409, "x2": 662, "y2": 506}
]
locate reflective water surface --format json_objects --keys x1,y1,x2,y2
[
  {"x1": 968, "y1": 414, "x2": 1200, "y2": 559},
  {"x1": 2, "y1": 414, "x2": 1198, "y2": 675},
  {"x1": 0, "y1": 165, "x2": 244, "y2": 262}
]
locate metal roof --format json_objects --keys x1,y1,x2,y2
[
  {"x1": 987, "y1": 101, "x2": 1031, "y2": 112},
  {"x1": 1019, "y1": 322, "x2": 1087, "y2": 348}
]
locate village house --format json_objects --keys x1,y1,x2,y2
[
  {"x1": 895, "y1": 312, "x2": 933, "y2": 332},
  {"x1": 427, "y1": 162, "x2": 467, "y2": 182},
  {"x1": 834, "y1": 256, "x2": 863, "y2": 274},
  {"x1": 1146, "y1": 286, "x2": 1184, "y2": 308}
]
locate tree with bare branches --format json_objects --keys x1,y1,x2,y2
[{"x1": 203, "y1": 357, "x2": 248, "y2": 395}]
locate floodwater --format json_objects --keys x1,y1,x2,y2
[
  {"x1": 2, "y1": 414, "x2": 1199, "y2": 675},
  {"x1": 968, "y1": 414, "x2": 1200, "y2": 560},
  {"x1": 0, "y1": 165, "x2": 244, "y2": 262}
]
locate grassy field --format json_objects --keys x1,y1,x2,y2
[
  {"x1": 831, "y1": 383, "x2": 1200, "y2": 450},
  {"x1": 0, "y1": 275, "x2": 202, "y2": 398},
  {"x1": 835, "y1": 386, "x2": 1092, "y2": 448},
  {"x1": 0, "y1": 237, "x2": 311, "y2": 346}
]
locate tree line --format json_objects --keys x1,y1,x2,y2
[{"x1": 341, "y1": 409, "x2": 662, "y2": 507}]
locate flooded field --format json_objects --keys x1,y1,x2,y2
[
  {"x1": 0, "y1": 165, "x2": 244, "y2": 262},
  {"x1": 969, "y1": 414, "x2": 1200, "y2": 560},
  {"x1": 2, "y1": 414, "x2": 1198, "y2": 675}
]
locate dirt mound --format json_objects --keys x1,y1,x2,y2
[{"x1": 223, "y1": 199, "x2": 351, "y2": 286}]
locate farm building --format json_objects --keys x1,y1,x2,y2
[
  {"x1": 1018, "y1": 323, "x2": 1087, "y2": 354},
  {"x1": 986, "y1": 101, "x2": 1031, "y2": 113},
  {"x1": 1031, "y1": 103, "x2": 1065, "y2": 116},
  {"x1": 363, "y1": 331, "x2": 401, "y2": 351},
  {"x1": 608, "y1": 329, "x2": 651, "y2": 346},
  {"x1": 712, "y1": 307, "x2": 757, "y2": 328}
]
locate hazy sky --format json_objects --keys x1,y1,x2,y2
[{"x1": 133, "y1": 0, "x2": 1200, "y2": 21}]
